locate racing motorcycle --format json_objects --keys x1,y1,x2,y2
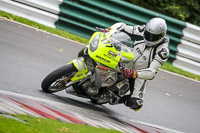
[{"x1": 41, "y1": 28, "x2": 135, "y2": 104}]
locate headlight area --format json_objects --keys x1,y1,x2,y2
[{"x1": 89, "y1": 35, "x2": 100, "y2": 52}]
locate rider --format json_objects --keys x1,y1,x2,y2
[{"x1": 108, "y1": 17, "x2": 169, "y2": 111}]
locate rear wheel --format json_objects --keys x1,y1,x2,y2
[{"x1": 41, "y1": 63, "x2": 77, "y2": 93}]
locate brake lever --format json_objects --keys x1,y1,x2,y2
[{"x1": 95, "y1": 27, "x2": 103, "y2": 32}]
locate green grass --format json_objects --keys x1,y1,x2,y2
[
  {"x1": 0, "y1": 10, "x2": 88, "y2": 44},
  {"x1": 0, "y1": 114, "x2": 121, "y2": 133},
  {"x1": 161, "y1": 62, "x2": 200, "y2": 81},
  {"x1": 0, "y1": 10, "x2": 199, "y2": 81}
]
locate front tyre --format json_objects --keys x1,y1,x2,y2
[{"x1": 41, "y1": 63, "x2": 77, "y2": 93}]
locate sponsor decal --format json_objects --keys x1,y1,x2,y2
[
  {"x1": 136, "y1": 47, "x2": 142, "y2": 56},
  {"x1": 75, "y1": 60, "x2": 82, "y2": 70},
  {"x1": 108, "y1": 51, "x2": 117, "y2": 57},
  {"x1": 158, "y1": 48, "x2": 169, "y2": 60},
  {"x1": 136, "y1": 47, "x2": 146, "y2": 61},
  {"x1": 103, "y1": 54, "x2": 118, "y2": 63},
  {"x1": 80, "y1": 60, "x2": 86, "y2": 70},
  {"x1": 96, "y1": 55, "x2": 110, "y2": 63},
  {"x1": 75, "y1": 60, "x2": 86, "y2": 71},
  {"x1": 76, "y1": 73, "x2": 83, "y2": 77}
]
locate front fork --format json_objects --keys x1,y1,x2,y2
[{"x1": 65, "y1": 71, "x2": 92, "y2": 88}]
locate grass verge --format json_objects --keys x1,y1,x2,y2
[
  {"x1": 161, "y1": 62, "x2": 200, "y2": 81},
  {"x1": 0, "y1": 114, "x2": 121, "y2": 133},
  {"x1": 0, "y1": 10, "x2": 88, "y2": 44},
  {"x1": 0, "y1": 10, "x2": 199, "y2": 81}
]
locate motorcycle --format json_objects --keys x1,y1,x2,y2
[{"x1": 41, "y1": 28, "x2": 135, "y2": 104}]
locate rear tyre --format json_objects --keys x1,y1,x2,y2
[{"x1": 41, "y1": 63, "x2": 77, "y2": 93}]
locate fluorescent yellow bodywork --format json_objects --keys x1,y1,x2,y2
[
  {"x1": 68, "y1": 59, "x2": 88, "y2": 81},
  {"x1": 88, "y1": 28, "x2": 134, "y2": 69},
  {"x1": 88, "y1": 29, "x2": 118, "y2": 68},
  {"x1": 121, "y1": 52, "x2": 135, "y2": 60},
  {"x1": 68, "y1": 28, "x2": 135, "y2": 81}
]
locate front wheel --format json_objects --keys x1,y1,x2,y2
[{"x1": 41, "y1": 63, "x2": 77, "y2": 93}]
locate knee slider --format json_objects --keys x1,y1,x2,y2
[{"x1": 125, "y1": 97, "x2": 143, "y2": 110}]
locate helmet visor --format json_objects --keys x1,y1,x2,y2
[{"x1": 144, "y1": 30, "x2": 163, "y2": 42}]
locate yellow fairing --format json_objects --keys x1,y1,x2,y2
[
  {"x1": 88, "y1": 29, "x2": 121, "y2": 68},
  {"x1": 121, "y1": 52, "x2": 134, "y2": 60},
  {"x1": 68, "y1": 59, "x2": 88, "y2": 81}
]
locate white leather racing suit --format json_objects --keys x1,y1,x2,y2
[{"x1": 111, "y1": 22, "x2": 170, "y2": 110}]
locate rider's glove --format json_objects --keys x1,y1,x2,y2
[
  {"x1": 95, "y1": 27, "x2": 111, "y2": 33},
  {"x1": 122, "y1": 68, "x2": 138, "y2": 79},
  {"x1": 101, "y1": 28, "x2": 110, "y2": 33}
]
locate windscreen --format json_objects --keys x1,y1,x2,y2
[{"x1": 110, "y1": 31, "x2": 134, "y2": 51}]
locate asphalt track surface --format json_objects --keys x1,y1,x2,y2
[{"x1": 0, "y1": 18, "x2": 200, "y2": 133}]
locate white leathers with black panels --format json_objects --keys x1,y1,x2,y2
[{"x1": 111, "y1": 22, "x2": 169, "y2": 101}]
